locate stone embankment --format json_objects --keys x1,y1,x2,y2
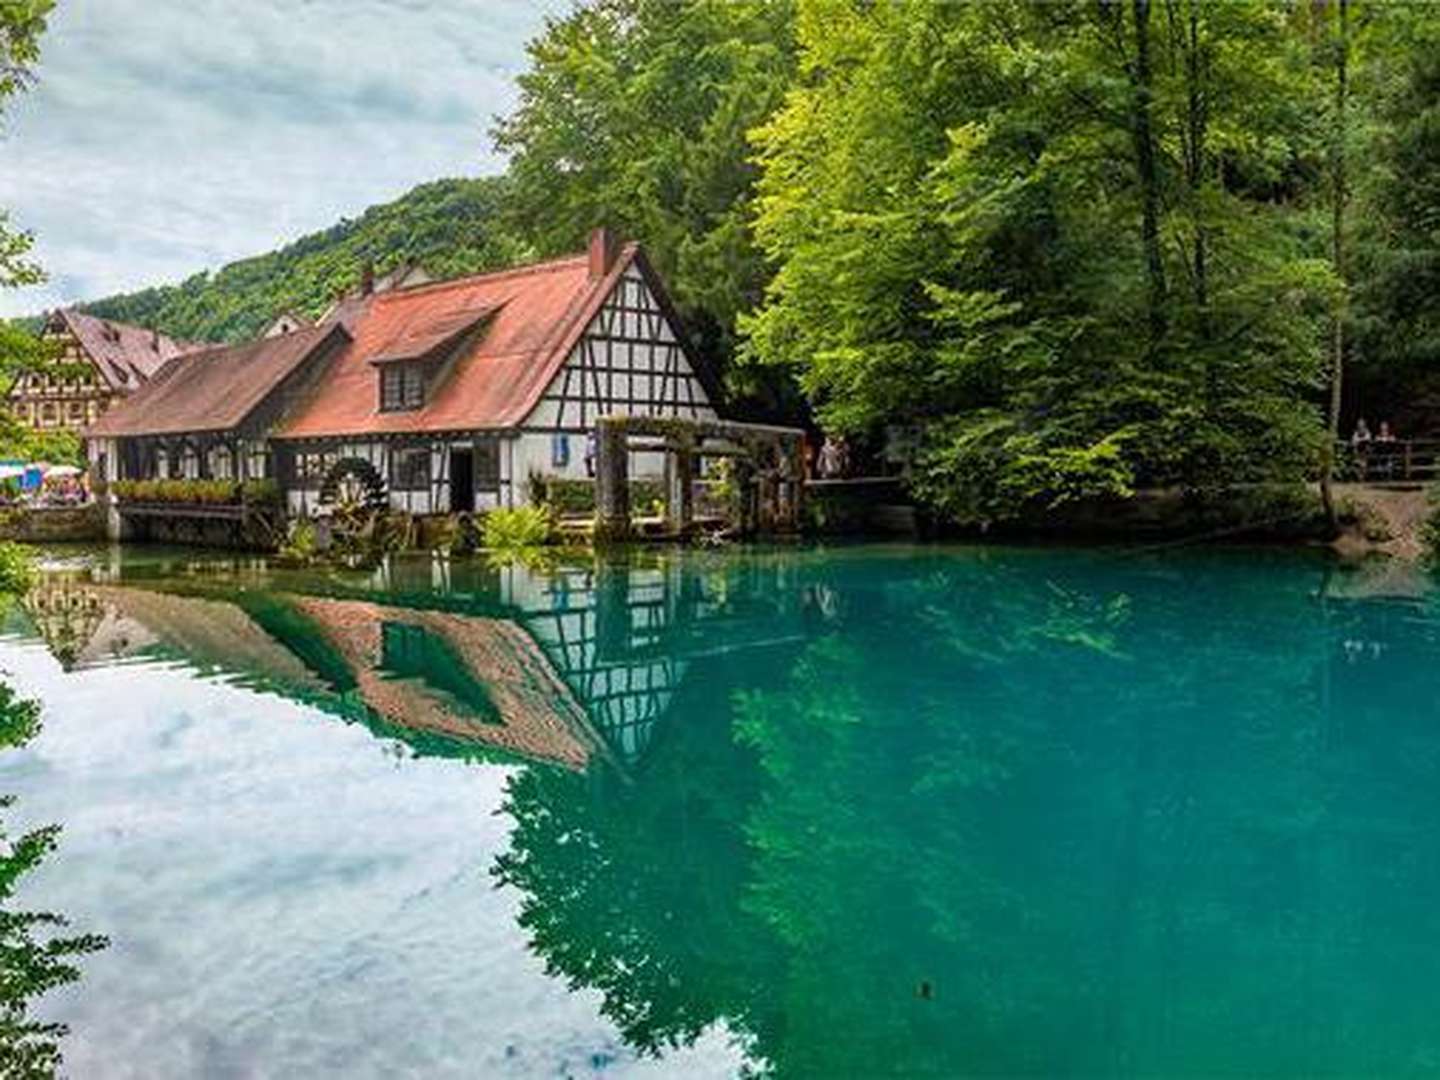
[{"x1": 0, "y1": 505, "x2": 106, "y2": 544}]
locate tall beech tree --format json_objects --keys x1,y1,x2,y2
[
  {"x1": 742, "y1": 0, "x2": 1335, "y2": 526},
  {"x1": 494, "y1": 0, "x2": 797, "y2": 383}
]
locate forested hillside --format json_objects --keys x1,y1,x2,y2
[{"x1": 81, "y1": 177, "x2": 529, "y2": 344}]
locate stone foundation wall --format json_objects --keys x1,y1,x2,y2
[{"x1": 0, "y1": 505, "x2": 106, "y2": 544}]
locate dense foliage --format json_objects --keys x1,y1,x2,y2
[
  {"x1": 1350, "y1": 7, "x2": 1440, "y2": 416},
  {"x1": 81, "y1": 178, "x2": 529, "y2": 343},
  {"x1": 495, "y1": 0, "x2": 797, "y2": 395},
  {"x1": 742, "y1": 1, "x2": 1340, "y2": 523}
]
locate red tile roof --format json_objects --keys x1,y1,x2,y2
[
  {"x1": 369, "y1": 304, "x2": 500, "y2": 365},
  {"x1": 54, "y1": 309, "x2": 203, "y2": 391},
  {"x1": 279, "y1": 243, "x2": 651, "y2": 439},
  {"x1": 85, "y1": 322, "x2": 349, "y2": 438}
]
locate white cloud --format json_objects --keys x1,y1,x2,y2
[{"x1": 0, "y1": 0, "x2": 564, "y2": 317}]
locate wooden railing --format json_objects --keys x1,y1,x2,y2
[{"x1": 1336, "y1": 439, "x2": 1440, "y2": 483}]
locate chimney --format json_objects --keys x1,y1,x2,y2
[
  {"x1": 360, "y1": 260, "x2": 376, "y2": 297},
  {"x1": 588, "y1": 226, "x2": 618, "y2": 280},
  {"x1": 151, "y1": 327, "x2": 161, "y2": 351}
]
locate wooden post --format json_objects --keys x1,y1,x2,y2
[
  {"x1": 782, "y1": 434, "x2": 806, "y2": 532},
  {"x1": 666, "y1": 434, "x2": 694, "y2": 536},
  {"x1": 594, "y1": 420, "x2": 631, "y2": 541},
  {"x1": 733, "y1": 456, "x2": 756, "y2": 536}
]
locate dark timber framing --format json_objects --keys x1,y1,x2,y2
[{"x1": 541, "y1": 269, "x2": 710, "y2": 433}]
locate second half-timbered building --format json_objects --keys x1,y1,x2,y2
[
  {"x1": 12, "y1": 309, "x2": 203, "y2": 434},
  {"x1": 86, "y1": 229, "x2": 721, "y2": 517}
]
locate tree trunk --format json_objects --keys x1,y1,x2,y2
[
  {"x1": 1131, "y1": 0, "x2": 1168, "y2": 351},
  {"x1": 1320, "y1": 0, "x2": 1349, "y2": 533},
  {"x1": 1180, "y1": 0, "x2": 1215, "y2": 408}
]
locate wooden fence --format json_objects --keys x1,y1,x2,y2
[{"x1": 1337, "y1": 439, "x2": 1440, "y2": 483}]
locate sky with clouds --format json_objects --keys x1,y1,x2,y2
[{"x1": 0, "y1": 0, "x2": 564, "y2": 317}]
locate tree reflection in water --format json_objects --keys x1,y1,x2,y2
[
  {"x1": 494, "y1": 550, "x2": 1440, "y2": 1077},
  {"x1": 0, "y1": 676, "x2": 106, "y2": 1077}
]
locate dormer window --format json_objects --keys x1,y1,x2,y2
[
  {"x1": 380, "y1": 362, "x2": 425, "y2": 411},
  {"x1": 370, "y1": 303, "x2": 500, "y2": 415}
]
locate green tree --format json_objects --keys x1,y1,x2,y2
[
  {"x1": 495, "y1": 0, "x2": 797, "y2": 394},
  {"x1": 0, "y1": 0, "x2": 52, "y2": 291},
  {"x1": 0, "y1": 679, "x2": 108, "y2": 1078},
  {"x1": 742, "y1": 0, "x2": 1335, "y2": 526},
  {"x1": 0, "y1": 0, "x2": 77, "y2": 466},
  {"x1": 1349, "y1": 4, "x2": 1440, "y2": 415}
]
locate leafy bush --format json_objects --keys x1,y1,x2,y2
[
  {"x1": 277, "y1": 518, "x2": 318, "y2": 565},
  {"x1": 0, "y1": 542, "x2": 35, "y2": 593},
  {"x1": 536, "y1": 477, "x2": 596, "y2": 514},
  {"x1": 420, "y1": 513, "x2": 482, "y2": 554},
  {"x1": 371, "y1": 511, "x2": 415, "y2": 554},
  {"x1": 912, "y1": 414, "x2": 1135, "y2": 528},
  {"x1": 482, "y1": 506, "x2": 554, "y2": 550}
]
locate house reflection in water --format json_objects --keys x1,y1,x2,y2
[{"x1": 18, "y1": 554, "x2": 807, "y2": 773}]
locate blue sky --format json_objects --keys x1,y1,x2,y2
[{"x1": 0, "y1": 0, "x2": 563, "y2": 317}]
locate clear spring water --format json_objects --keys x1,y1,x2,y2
[{"x1": 2, "y1": 543, "x2": 1439, "y2": 1078}]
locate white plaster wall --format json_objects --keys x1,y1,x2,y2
[{"x1": 286, "y1": 439, "x2": 508, "y2": 516}]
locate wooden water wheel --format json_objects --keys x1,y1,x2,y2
[{"x1": 319, "y1": 457, "x2": 389, "y2": 553}]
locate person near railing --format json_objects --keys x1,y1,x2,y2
[
  {"x1": 1350, "y1": 418, "x2": 1373, "y2": 480},
  {"x1": 1375, "y1": 420, "x2": 1397, "y2": 479}
]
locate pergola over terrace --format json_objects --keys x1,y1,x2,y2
[{"x1": 593, "y1": 414, "x2": 806, "y2": 539}]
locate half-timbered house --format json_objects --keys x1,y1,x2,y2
[
  {"x1": 85, "y1": 230, "x2": 721, "y2": 519},
  {"x1": 274, "y1": 228, "x2": 719, "y2": 515},
  {"x1": 11, "y1": 309, "x2": 202, "y2": 433},
  {"x1": 85, "y1": 322, "x2": 351, "y2": 489}
]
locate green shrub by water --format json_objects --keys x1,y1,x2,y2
[
  {"x1": 277, "y1": 519, "x2": 318, "y2": 565},
  {"x1": 482, "y1": 506, "x2": 553, "y2": 550}
]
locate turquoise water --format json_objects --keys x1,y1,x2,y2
[{"x1": 3, "y1": 543, "x2": 1440, "y2": 1077}]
